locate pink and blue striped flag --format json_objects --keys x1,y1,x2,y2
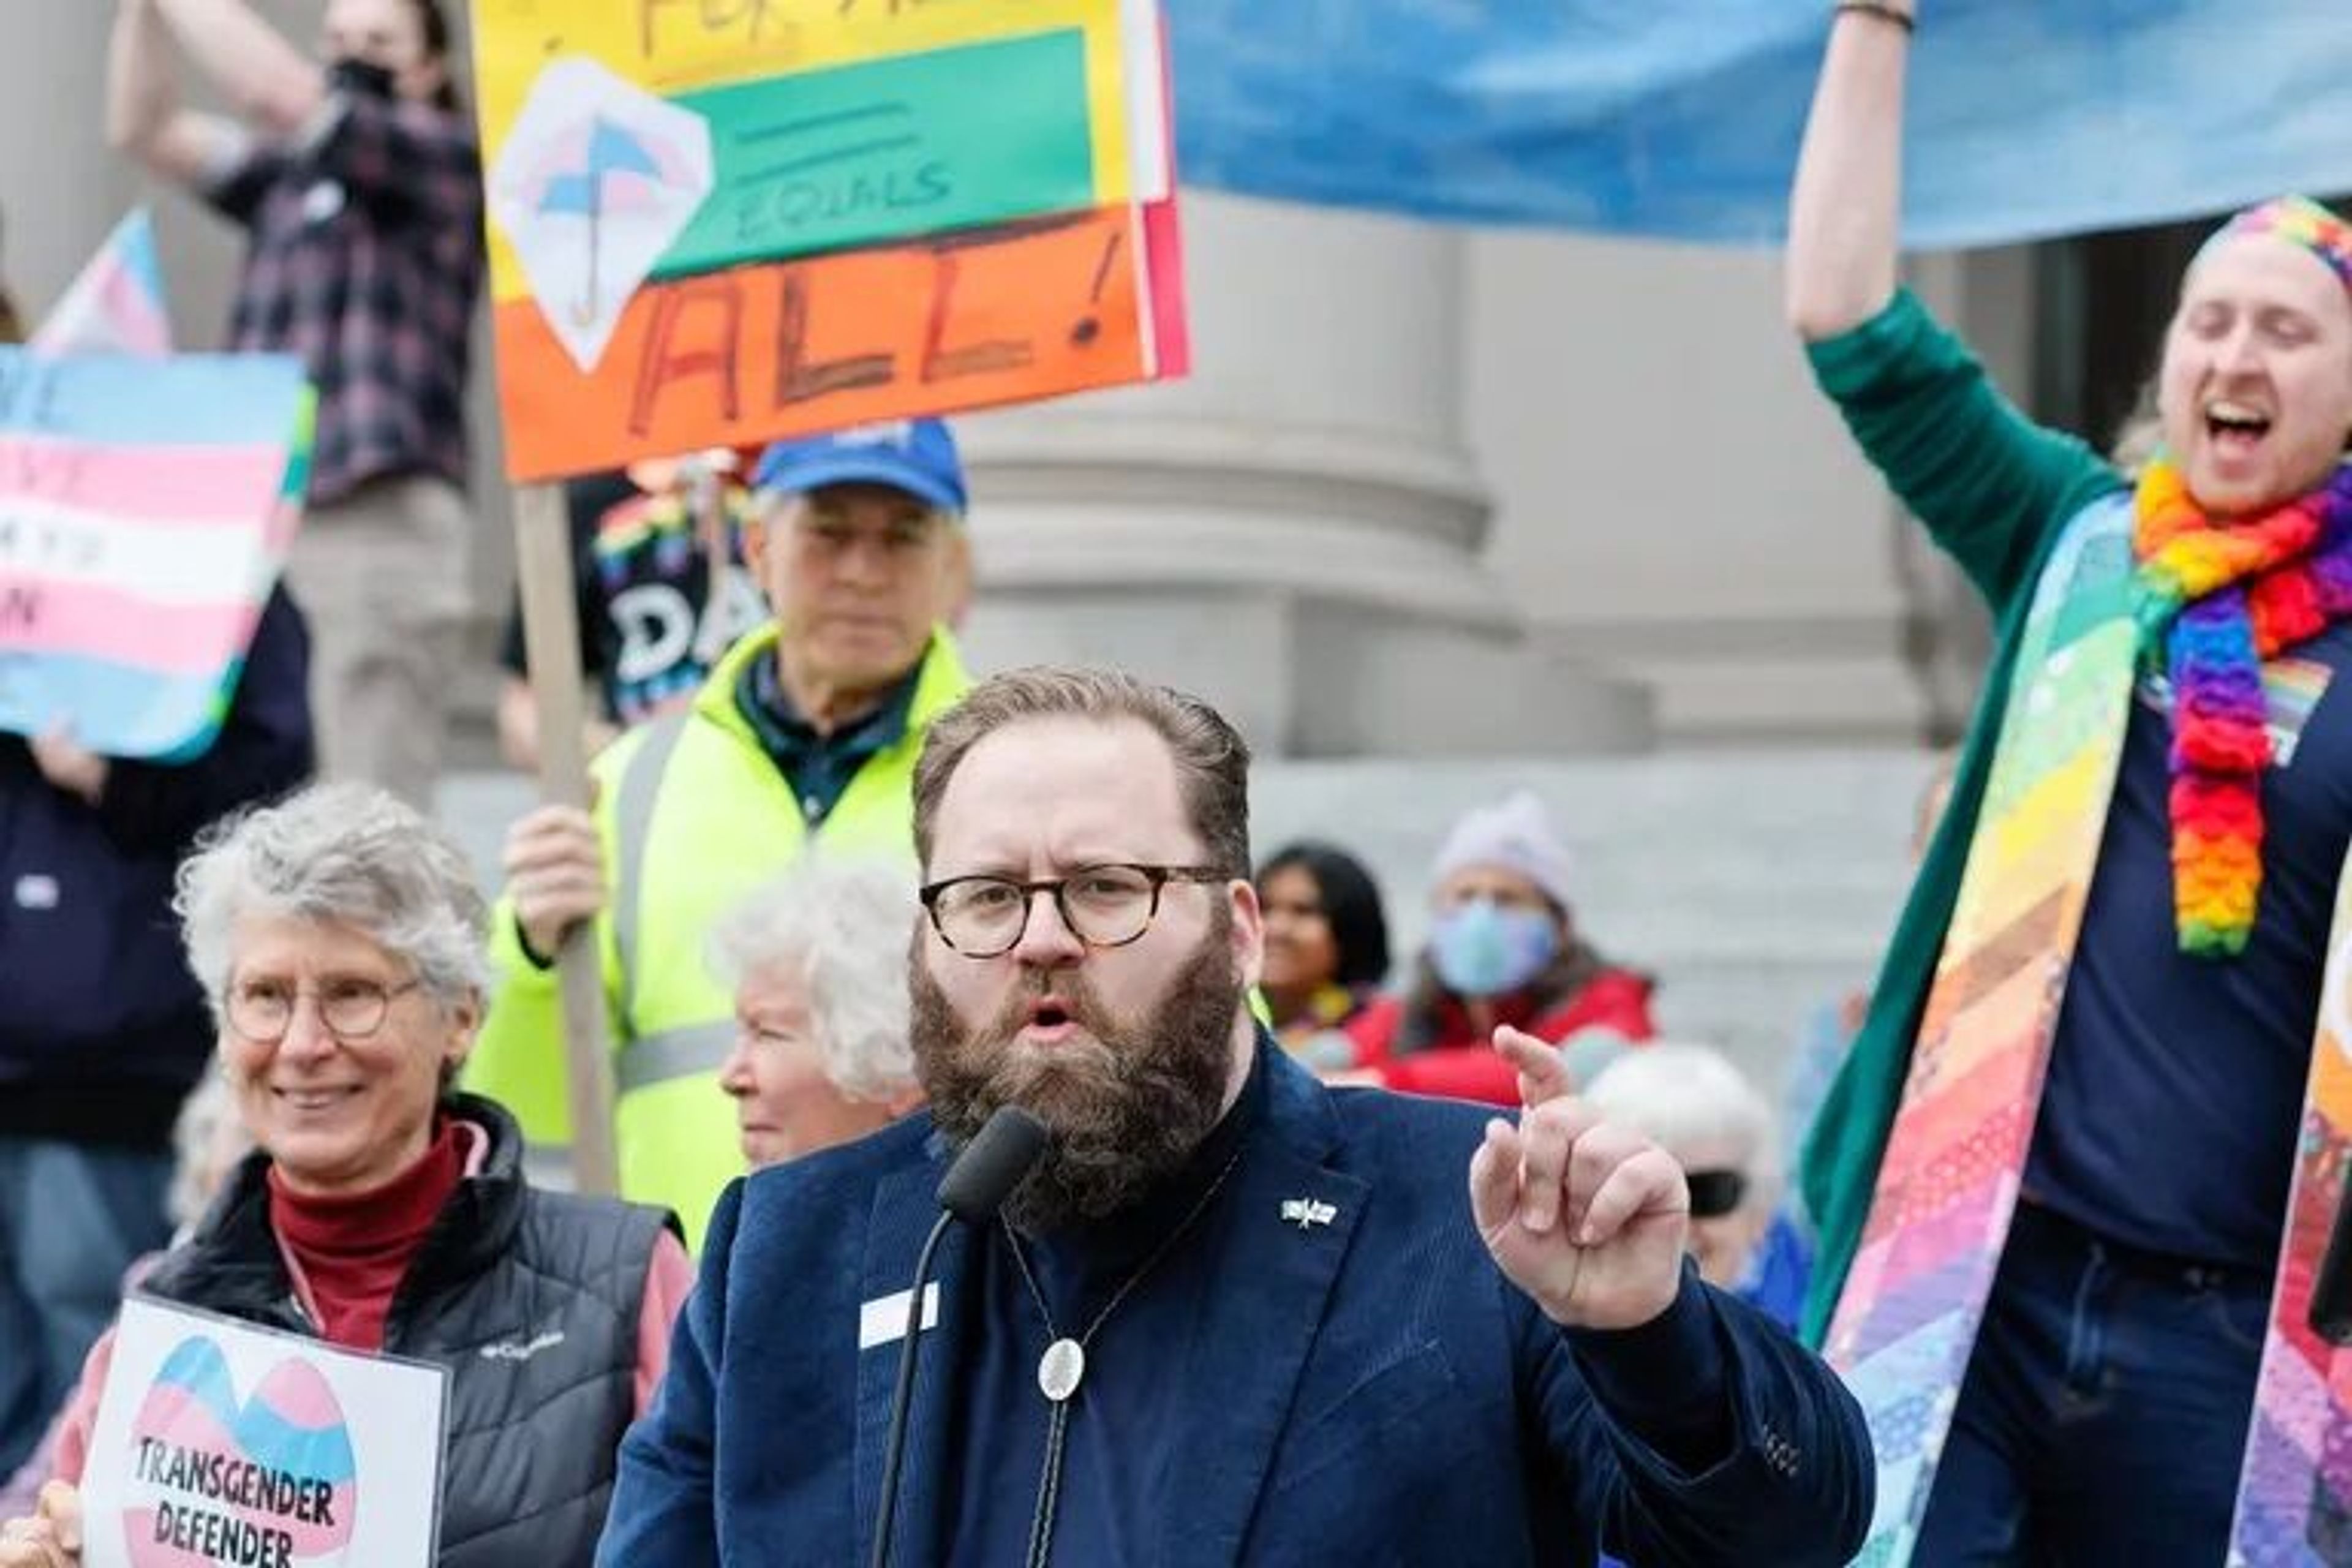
[
  {"x1": 31, "y1": 209, "x2": 171, "y2": 358},
  {"x1": 0, "y1": 349, "x2": 314, "y2": 759}
]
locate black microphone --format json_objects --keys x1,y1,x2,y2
[
  {"x1": 870, "y1": 1106, "x2": 1049, "y2": 1568},
  {"x1": 937, "y1": 1106, "x2": 1050, "y2": 1223}
]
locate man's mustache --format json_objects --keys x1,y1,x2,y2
[{"x1": 980, "y1": 968, "x2": 1117, "y2": 1042}]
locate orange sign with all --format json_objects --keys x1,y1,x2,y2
[
  {"x1": 473, "y1": 1, "x2": 1186, "y2": 482},
  {"x1": 497, "y1": 205, "x2": 1176, "y2": 481}
]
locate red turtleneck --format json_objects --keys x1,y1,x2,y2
[{"x1": 266, "y1": 1119, "x2": 466, "y2": 1351}]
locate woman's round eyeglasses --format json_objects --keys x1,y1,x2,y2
[{"x1": 227, "y1": 977, "x2": 423, "y2": 1043}]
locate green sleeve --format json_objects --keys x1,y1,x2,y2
[{"x1": 1807, "y1": 289, "x2": 2120, "y2": 615}]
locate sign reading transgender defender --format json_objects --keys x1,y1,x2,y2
[{"x1": 79, "y1": 1297, "x2": 446, "y2": 1568}]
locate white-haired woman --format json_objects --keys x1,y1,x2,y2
[
  {"x1": 1583, "y1": 1042, "x2": 1810, "y2": 1332},
  {"x1": 0, "y1": 784, "x2": 690, "y2": 1568},
  {"x1": 709, "y1": 858, "x2": 925, "y2": 1169}
]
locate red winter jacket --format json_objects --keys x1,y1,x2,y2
[{"x1": 1343, "y1": 967, "x2": 1657, "y2": 1105}]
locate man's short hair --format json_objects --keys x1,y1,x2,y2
[{"x1": 913, "y1": 667, "x2": 1253, "y2": 878}]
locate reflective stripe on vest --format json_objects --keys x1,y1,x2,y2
[
  {"x1": 616, "y1": 1020, "x2": 737, "y2": 1095},
  {"x1": 612, "y1": 708, "x2": 693, "y2": 1032}
]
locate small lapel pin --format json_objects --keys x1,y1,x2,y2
[{"x1": 1280, "y1": 1197, "x2": 1337, "y2": 1231}]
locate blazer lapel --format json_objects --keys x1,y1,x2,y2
[
  {"x1": 1156, "y1": 1058, "x2": 1368, "y2": 1565},
  {"x1": 853, "y1": 1149, "x2": 976, "y2": 1568}
]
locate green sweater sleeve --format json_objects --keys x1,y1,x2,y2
[{"x1": 1806, "y1": 289, "x2": 2121, "y2": 616}]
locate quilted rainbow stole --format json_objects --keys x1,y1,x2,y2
[
  {"x1": 2230, "y1": 862, "x2": 2352, "y2": 1562},
  {"x1": 1825, "y1": 494, "x2": 2141, "y2": 1564}
]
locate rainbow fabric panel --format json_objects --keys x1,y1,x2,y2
[
  {"x1": 0, "y1": 349, "x2": 313, "y2": 760},
  {"x1": 2230, "y1": 858, "x2": 2352, "y2": 1565},
  {"x1": 1825, "y1": 496, "x2": 2141, "y2": 1565}
]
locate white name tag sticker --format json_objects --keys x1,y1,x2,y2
[{"x1": 858, "y1": 1282, "x2": 939, "y2": 1351}]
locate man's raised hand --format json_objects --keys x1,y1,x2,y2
[{"x1": 1468, "y1": 1057, "x2": 1689, "y2": 1332}]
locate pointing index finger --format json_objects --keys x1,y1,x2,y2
[{"x1": 1493, "y1": 1025, "x2": 1572, "y2": 1107}]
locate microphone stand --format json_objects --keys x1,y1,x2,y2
[
  {"x1": 868, "y1": 1105, "x2": 1047, "y2": 1568},
  {"x1": 871, "y1": 1210, "x2": 956, "y2": 1568}
]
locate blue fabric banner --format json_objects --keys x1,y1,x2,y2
[{"x1": 1168, "y1": 2, "x2": 2352, "y2": 248}]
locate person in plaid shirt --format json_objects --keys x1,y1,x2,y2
[{"x1": 107, "y1": 0, "x2": 483, "y2": 809}]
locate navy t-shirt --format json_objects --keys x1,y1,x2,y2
[{"x1": 2029, "y1": 622, "x2": 2352, "y2": 1270}]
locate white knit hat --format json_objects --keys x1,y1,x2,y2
[{"x1": 1430, "y1": 791, "x2": 1575, "y2": 911}]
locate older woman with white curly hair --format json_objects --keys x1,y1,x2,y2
[
  {"x1": 0, "y1": 783, "x2": 690, "y2": 1568},
  {"x1": 709, "y1": 856, "x2": 926, "y2": 1169}
]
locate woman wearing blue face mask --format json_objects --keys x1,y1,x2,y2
[{"x1": 1344, "y1": 792, "x2": 1655, "y2": 1105}]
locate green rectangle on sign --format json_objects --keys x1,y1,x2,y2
[{"x1": 655, "y1": 28, "x2": 1096, "y2": 277}]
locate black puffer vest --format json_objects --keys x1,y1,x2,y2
[{"x1": 137, "y1": 1094, "x2": 678, "y2": 1567}]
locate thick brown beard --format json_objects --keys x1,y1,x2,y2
[{"x1": 911, "y1": 907, "x2": 1245, "y2": 1233}]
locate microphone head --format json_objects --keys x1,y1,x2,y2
[{"x1": 937, "y1": 1106, "x2": 1050, "y2": 1223}]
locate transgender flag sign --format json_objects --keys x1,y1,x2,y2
[
  {"x1": 81, "y1": 1297, "x2": 445, "y2": 1568},
  {"x1": 0, "y1": 348, "x2": 312, "y2": 759}
]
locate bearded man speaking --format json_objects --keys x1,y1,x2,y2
[{"x1": 597, "y1": 668, "x2": 1873, "y2": 1566}]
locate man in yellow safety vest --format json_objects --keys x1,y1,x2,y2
[{"x1": 468, "y1": 420, "x2": 974, "y2": 1248}]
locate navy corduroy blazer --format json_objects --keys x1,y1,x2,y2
[{"x1": 599, "y1": 1048, "x2": 1872, "y2": 1566}]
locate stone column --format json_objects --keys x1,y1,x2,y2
[{"x1": 954, "y1": 190, "x2": 1651, "y2": 757}]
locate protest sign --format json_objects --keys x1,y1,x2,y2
[
  {"x1": 0, "y1": 349, "x2": 312, "y2": 759},
  {"x1": 470, "y1": 3, "x2": 1186, "y2": 1187},
  {"x1": 472, "y1": 0, "x2": 1186, "y2": 481},
  {"x1": 80, "y1": 1296, "x2": 445, "y2": 1568}
]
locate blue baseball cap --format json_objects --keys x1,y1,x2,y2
[{"x1": 752, "y1": 419, "x2": 967, "y2": 514}]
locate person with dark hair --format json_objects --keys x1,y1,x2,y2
[
  {"x1": 1253, "y1": 840, "x2": 1390, "y2": 1065},
  {"x1": 104, "y1": 0, "x2": 483, "y2": 809},
  {"x1": 1344, "y1": 792, "x2": 1656, "y2": 1105},
  {"x1": 598, "y1": 665, "x2": 1872, "y2": 1566},
  {"x1": 0, "y1": 785, "x2": 690, "y2": 1568}
]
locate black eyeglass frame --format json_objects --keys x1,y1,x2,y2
[{"x1": 919, "y1": 864, "x2": 1231, "y2": 958}]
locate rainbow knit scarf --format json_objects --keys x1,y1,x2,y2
[{"x1": 2133, "y1": 459, "x2": 2352, "y2": 956}]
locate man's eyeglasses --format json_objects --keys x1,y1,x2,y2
[
  {"x1": 920, "y1": 864, "x2": 1229, "y2": 958},
  {"x1": 226, "y1": 977, "x2": 423, "y2": 1044}
]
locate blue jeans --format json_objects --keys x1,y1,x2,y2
[
  {"x1": 0, "y1": 1137, "x2": 171, "y2": 1476},
  {"x1": 1915, "y1": 1200, "x2": 2268, "y2": 1565}
]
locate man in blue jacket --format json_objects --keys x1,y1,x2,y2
[
  {"x1": 0, "y1": 588, "x2": 310, "y2": 1476},
  {"x1": 601, "y1": 666, "x2": 1872, "y2": 1566}
]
